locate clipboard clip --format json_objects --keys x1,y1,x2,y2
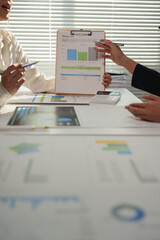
[{"x1": 71, "y1": 29, "x2": 92, "y2": 36}]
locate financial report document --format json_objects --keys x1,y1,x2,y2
[
  {"x1": 0, "y1": 134, "x2": 160, "y2": 240},
  {"x1": 56, "y1": 30, "x2": 105, "y2": 94},
  {"x1": 9, "y1": 92, "x2": 91, "y2": 105}
]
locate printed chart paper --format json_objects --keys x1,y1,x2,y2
[
  {"x1": 9, "y1": 93, "x2": 91, "y2": 105},
  {"x1": 0, "y1": 134, "x2": 160, "y2": 239},
  {"x1": 56, "y1": 30, "x2": 105, "y2": 94}
]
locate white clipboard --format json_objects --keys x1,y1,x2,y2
[{"x1": 55, "y1": 29, "x2": 105, "y2": 95}]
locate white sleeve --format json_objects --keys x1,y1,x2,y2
[
  {"x1": 0, "y1": 81, "x2": 12, "y2": 107},
  {"x1": 11, "y1": 33, "x2": 55, "y2": 93}
]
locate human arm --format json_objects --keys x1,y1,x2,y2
[
  {"x1": 1, "y1": 63, "x2": 25, "y2": 95},
  {"x1": 95, "y1": 39, "x2": 137, "y2": 74},
  {"x1": 11, "y1": 33, "x2": 55, "y2": 93},
  {"x1": 125, "y1": 95, "x2": 160, "y2": 123},
  {"x1": 1, "y1": 30, "x2": 55, "y2": 94},
  {"x1": 0, "y1": 82, "x2": 12, "y2": 107},
  {"x1": 0, "y1": 63, "x2": 25, "y2": 107},
  {"x1": 132, "y1": 64, "x2": 160, "y2": 96},
  {"x1": 96, "y1": 39, "x2": 160, "y2": 96}
]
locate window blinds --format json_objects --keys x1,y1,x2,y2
[{"x1": 1, "y1": 0, "x2": 160, "y2": 98}]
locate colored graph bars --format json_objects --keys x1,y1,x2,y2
[
  {"x1": 40, "y1": 94, "x2": 46, "y2": 103},
  {"x1": 50, "y1": 96, "x2": 67, "y2": 103},
  {"x1": 67, "y1": 47, "x2": 98, "y2": 61},
  {"x1": 96, "y1": 140, "x2": 132, "y2": 155},
  {"x1": 34, "y1": 94, "x2": 68, "y2": 103},
  {"x1": 61, "y1": 66, "x2": 100, "y2": 70},
  {"x1": 9, "y1": 143, "x2": 39, "y2": 155}
]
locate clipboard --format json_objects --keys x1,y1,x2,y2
[{"x1": 55, "y1": 29, "x2": 105, "y2": 95}]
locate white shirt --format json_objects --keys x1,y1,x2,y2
[{"x1": 0, "y1": 29, "x2": 55, "y2": 107}]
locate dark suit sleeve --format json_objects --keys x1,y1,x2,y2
[{"x1": 132, "y1": 64, "x2": 160, "y2": 96}]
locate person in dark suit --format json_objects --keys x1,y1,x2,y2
[{"x1": 96, "y1": 40, "x2": 160, "y2": 123}]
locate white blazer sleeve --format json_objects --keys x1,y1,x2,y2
[
  {"x1": 11, "y1": 33, "x2": 55, "y2": 93},
  {"x1": 0, "y1": 81, "x2": 12, "y2": 107}
]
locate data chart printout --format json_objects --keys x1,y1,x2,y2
[
  {"x1": 55, "y1": 29, "x2": 105, "y2": 95},
  {"x1": 9, "y1": 93, "x2": 91, "y2": 105},
  {"x1": 7, "y1": 106, "x2": 80, "y2": 127}
]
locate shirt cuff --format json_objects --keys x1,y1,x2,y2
[{"x1": 0, "y1": 82, "x2": 12, "y2": 107}]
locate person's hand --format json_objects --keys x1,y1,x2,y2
[
  {"x1": 95, "y1": 39, "x2": 126, "y2": 66},
  {"x1": 125, "y1": 95, "x2": 160, "y2": 123},
  {"x1": 141, "y1": 95, "x2": 160, "y2": 102},
  {"x1": 1, "y1": 63, "x2": 26, "y2": 95},
  {"x1": 102, "y1": 73, "x2": 112, "y2": 88},
  {"x1": 95, "y1": 39, "x2": 137, "y2": 74}
]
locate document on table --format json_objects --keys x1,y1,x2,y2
[
  {"x1": 0, "y1": 134, "x2": 160, "y2": 240},
  {"x1": 0, "y1": 188, "x2": 160, "y2": 240},
  {"x1": 75, "y1": 105, "x2": 160, "y2": 128},
  {"x1": 8, "y1": 92, "x2": 91, "y2": 105},
  {"x1": 0, "y1": 134, "x2": 160, "y2": 190}
]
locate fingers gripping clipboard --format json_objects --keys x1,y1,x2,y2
[{"x1": 55, "y1": 29, "x2": 105, "y2": 95}]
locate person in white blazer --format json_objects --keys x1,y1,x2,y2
[{"x1": 0, "y1": 0, "x2": 55, "y2": 107}]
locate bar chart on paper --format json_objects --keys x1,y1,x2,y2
[
  {"x1": 9, "y1": 93, "x2": 91, "y2": 105},
  {"x1": 66, "y1": 47, "x2": 98, "y2": 61},
  {"x1": 86, "y1": 136, "x2": 160, "y2": 186},
  {"x1": 60, "y1": 46, "x2": 101, "y2": 79},
  {"x1": 56, "y1": 29, "x2": 105, "y2": 94}
]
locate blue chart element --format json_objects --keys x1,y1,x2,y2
[
  {"x1": 111, "y1": 204, "x2": 145, "y2": 222},
  {"x1": 32, "y1": 93, "x2": 38, "y2": 103},
  {"x1": 52, "y1": 96, "x2": 64, "y2": 98},
  {"x1": 118, "y1": 151, "x2": 132, "y2": 155},
  {"x1": 67, "y1": 49, "x2": 77, "y2": 60},
  {"x1": 0, "y1": 195, "x2": 79, "y2": 210},
  {"x1": 58, "y1": 118, "x2": 72, "y2": 122}
]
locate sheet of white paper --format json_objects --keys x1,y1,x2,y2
[
  {"x1": 56, "y1": 30, "x2": 104, "y2": 94},
  {"x1": 75, "y1": 105, "x2": 160, "y2": 128},
  {"x1": 0, "y1": 134, "x2": 91, "y2": 192},
  {"x1": 9, "y1": 93, "x2": 91, "y2": 105},
  {"x1": 85, "y1": 188, "x2": 160, "y2": 240},
  {"x1": 0, "y1": 134, "x2": 160, "y2": 239},
  {"x1": 0, "y1": 134, "x2": 160, "y2": 191},
  {"x1": 1, "y1": 188, "x2": 160, "y2": 240}
]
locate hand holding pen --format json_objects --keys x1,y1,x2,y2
[
  {"x1": 0, "y1": 61, "x2": 39, "y2": 75},
  {"x1": 1, "y1": 63, "x2": 26, "y2": 95},
  {"x1": 95, "y1": 39, "x2": 126, "y2": 66},
  {"x1": 0, "y1": 61, "x2": 39, "y2": 95}
]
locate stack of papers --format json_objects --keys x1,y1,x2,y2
[{"x1": 108, "y1": 72, "x2": 126, "y2": 88}]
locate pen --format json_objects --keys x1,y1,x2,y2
[
  {"x1": 95, "y1": 41, "x2": 124, "y2": 47},
  {"x1": 0, "y1": 61, "x2": 39, "y2": 75}
]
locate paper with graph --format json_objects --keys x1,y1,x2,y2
[
  {"x1": 0, "y1": 134, "x2": 160, "y2": 239},
  {"x1": 55, "y1": 29, "x2": 105, "y2": 95}
]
